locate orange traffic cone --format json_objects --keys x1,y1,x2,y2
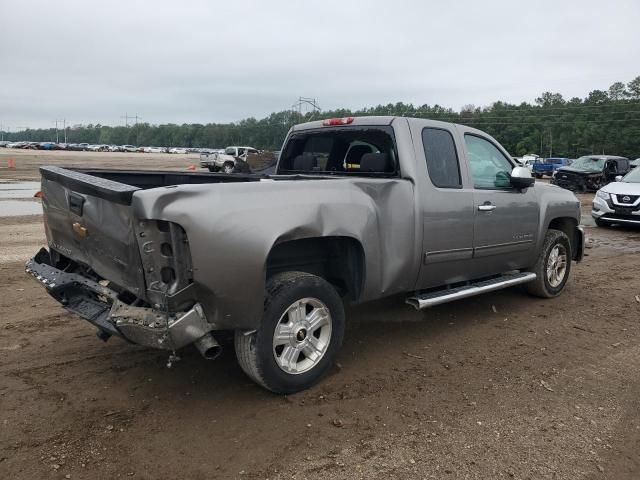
[
  {"x1": 8, "y1": 158, "x2": 16, "y2": 169},
  {"x1": 187, "y1": 164, "x2": 196, "y2": 171}
]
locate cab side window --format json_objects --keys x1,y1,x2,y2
[
  {"x1": 464, "y1": 134, "x2": 513, "y2": 189},
  {"x1": 422, "y1": 128, "x2": 461, "y2": 188}
]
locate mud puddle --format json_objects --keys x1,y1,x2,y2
[
  {"x1": 0, "y1": 181, "x2": 41, "y2": 199},
  {"x1": 0, "y1": 200, "x2": 42, "y2": 216}
]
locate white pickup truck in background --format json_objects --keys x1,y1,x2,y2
[{"x1": 200, "y1": 146, "x2": 259, "y2": 172}]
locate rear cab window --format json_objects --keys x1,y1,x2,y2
[
  {"x1": 422, "y1": 128, "x2": 461, "y2": 188},
  {"x1": 277, "y1": 126, "x2": 399, "y2": 176}
]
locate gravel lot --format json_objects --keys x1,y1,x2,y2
[{"x1": 1, "y1": 150, "x2": 639, "y2": 479}]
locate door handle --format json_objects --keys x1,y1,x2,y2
[{"x1": 478, "y1": 204, "x2": 496, "y2": 212}]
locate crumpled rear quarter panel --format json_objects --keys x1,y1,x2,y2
[{"x1": 131, "y1": 178, "x2": 416, "y2": 329}]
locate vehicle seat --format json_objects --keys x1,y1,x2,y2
[
  {"x1": 360, "y1": 153, "x2": 393, "y2": 173},
  {"x1": 292, "y1": 152, "x2": 317, "y2": 171},
  {"x1": 344, "y1": 145, "x2": 373, "y2": 170}
]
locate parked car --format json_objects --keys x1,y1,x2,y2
[
  {"x1": 143, "y1": 146, "x2": 166, "y2": 153},
  {"x1": 26, "y1": 116, "x2": 584, "y2": 394},
  {"x1": 551, "y1": 155, "x2": 630, "y2": 192},
  {"x1": 6, "y1": 141, "x2": 26, "y2": 148},
  {"x1": 86, "y1": 144, "x2": 109, "y2": 152},
  {"x1": 122, "y1": 145, "x2": 137, "y2": 152},
  {"x1": 532, "y1": 157, "x2": 572, "y2": 178},
  {"x1": 519, "y1": 154, "x2": 541, "y2": 171},
  {"x1": 200, "y1": 146, "x2": 259, "y2": 172},
  {"x1": 168, "y1": 147, "x2": 188, "y2": 154},
  {"x1": 592, "y1": 166, "x2": 640, "y2": 227}
]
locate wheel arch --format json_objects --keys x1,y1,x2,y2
[
  {"x1": 265, "y1": 236, "x2": 366, "y2": 302},
  {"x1": 547, "y1": 216, "x2": 582, "y2": 260}
]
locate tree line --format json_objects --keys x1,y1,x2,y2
[{"x1": 5, "y1": 76, "x2": 640, "y2": 158}]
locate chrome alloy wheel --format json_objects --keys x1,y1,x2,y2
[
  {"x1": 546, "y1": 244, "x2": 568, "y2": 288},
  {"x1": 272, "y1": 297, "x2": 332, "y2": 374}
]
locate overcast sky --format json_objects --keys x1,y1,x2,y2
[{"x1": 1, "y1": 0, "x2": 639, "y2": 129}]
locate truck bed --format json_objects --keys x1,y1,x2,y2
[{"x1": 40, "y1": 166, "x2": 263, "y2": 205}]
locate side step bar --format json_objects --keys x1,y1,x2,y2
[{"x1": 406, "y1": 272, "x2": 536, "y2": 310}]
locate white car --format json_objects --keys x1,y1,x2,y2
[
  {"x1": 168, "y1": 147, "x2": 188, "y2": 154},
  {"x1": 86, "y1": 144, "x2": 108, "y2": 152},
  {"x1": 144, "y1": 146, "x2": 166, "y2": 153},
  {"x1": 592, "y1": 167, "x2": 640, "y2": 227}
]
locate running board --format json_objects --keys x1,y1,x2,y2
[{"x1": 406, "y1": 272, "x2": 537, "y2": 310}]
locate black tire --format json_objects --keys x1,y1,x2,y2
[
  {"x1": 534, "y1": 173, "x2": 543, "y2": 179},
  {"x1": 207, "y1": 166, "x2": 218, "y2": 172},
  {"x1": 235, "y1": 272, "x2": 345, "y2": 394},
  {"x1": 526, "y1": 229, "x2": 572, "y2": 298},
  {"x1": 594, "y1": 218, "x2": 610, "y2": 228},
  {"x1": 222, "y1": 162, "x2": 234, "y2": 173}
]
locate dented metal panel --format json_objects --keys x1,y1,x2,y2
[
  {"x1": 41, "y1": 175, "x2": 146, "y2": 297},
  {"x1": 131, "y1": 176, "x2": 418, "y2": 330}
]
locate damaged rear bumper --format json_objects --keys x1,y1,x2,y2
[{"x1": 25, "y1": 248, "x2": 213, "y2": 351}]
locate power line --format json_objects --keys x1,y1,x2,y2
[
  {"x1": 456, "y1": 118, "x2": 640, "y2": 126},
  {"x1": 365, "y1": 101, "x2": 640, "y2": 115}
]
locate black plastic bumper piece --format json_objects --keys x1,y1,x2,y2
[{"x1": 26, "y1": 248, "x2": 124, "y2": 338}]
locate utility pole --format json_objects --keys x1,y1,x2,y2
[
  {"x1": 549, "y1": 130, "x2": 553, "y2": 157},
  {"x1": 121, "y1": 113, "x2": 132, "y2": 127},
  {"x1": 291, "y1": 97, "x2": 321, "y2": 121},
  {"x1": 63, "y1": 119, "x2": 67, "y2": 144},
  {"x1": 54, "y1": 119, "x2": 61, "y2": 143},
  {"x1": 133, "y1": 114, "x2": 141, "y2": 146},
  {"x1": 17, "y1": 126, "x2": 29, "y2": 141}
]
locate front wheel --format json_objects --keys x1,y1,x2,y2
[
  {"x1": 526, "y1": 229, "x2": 572, "y2": 298},
  {"x1": 222, "y1": 162, "x2": 235, "y2": 173},
  {"x1": 235, "y1": 272, "x2": 345, "y2": 394}
]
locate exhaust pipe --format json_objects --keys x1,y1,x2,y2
[{"x1": 194, "y1": 333, "x2": 222, "y2": 360}]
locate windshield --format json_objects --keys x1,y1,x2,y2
[
  {"x1": 571, "y1": 156, "x2": 605, "y2": 172},
  {"x1": 623, "y1": 167, "x2": 640, "y2": 183}
]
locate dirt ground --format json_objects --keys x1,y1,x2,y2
[
  {"x1": 0, "y1": 148, "x2": 199, "y2": 181},
  {"x1": 1, "y1": 150, "x2": 639, "y2": 480}
]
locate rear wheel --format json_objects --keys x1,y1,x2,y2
[
  {"x1": 235, "y1": 272, "x2": 345, "y2": 394},
  {"x1": 207, "y1": 166, "x2": 218, "y2": 172},
  {"x1": 534, "y1": 173, "x2": 543, "y2": 179},
  {"x1": 526, "y1": 229, "x2": 572, "y2": 298}
]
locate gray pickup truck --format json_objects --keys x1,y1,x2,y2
[{"x1": 27, "y1": 116, "x2": 584, "y2": 394}]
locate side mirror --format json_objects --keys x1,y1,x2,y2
[
  {"x1": 511, "y1": 166, "x2": 534, "y2": 189},
  {"x1": 615, "y1": 175, "x2": 623, "y2": 182}
]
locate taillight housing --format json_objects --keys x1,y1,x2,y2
[{"x1": 322, "y1": 117, "x2": 354, "y2": 126}]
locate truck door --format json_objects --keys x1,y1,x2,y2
[
  {"x1": 412, "y1": 124, "x2": 476, "y2": 290},
  {"x1": 462, "y1": 133, "x2": 539, "y2": 275}
]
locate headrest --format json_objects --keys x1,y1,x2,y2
[
  {"x1": 345, "y1": 145, "x2": 372, "y2": 164},
  {"x1": 360, "y1": 153, "x2": 392, "y2": 172},
  {"x1": 292, "y1": 152, "x2": 317, "y2": 171}
]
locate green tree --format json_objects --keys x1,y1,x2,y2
[
  {"x1": 608, "y1": 82, "x2": 627, "y2": 100},
  {"x1": 628, "y1": 76, "x2": 640, "y2": 99}
]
